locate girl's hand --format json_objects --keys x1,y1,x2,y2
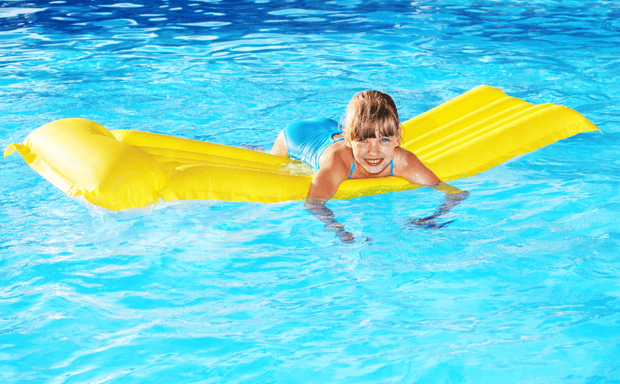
[
  {"x1": 404, "y1": 187, "x2": 468, "y2": 230},
  {"x1": 404, "y1": 215, "x2": 454, "y2": 229},
  {"x1": 334, "y1": 227, "x2": 355, "y2": 244}
]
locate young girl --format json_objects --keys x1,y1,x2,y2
[{"x1": 271, "y1": 90, "x2": 468, "y2": 242}]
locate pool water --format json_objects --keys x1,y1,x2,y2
[{"x1": 2, "y1": 0, "x2": 620, "y2": 382}]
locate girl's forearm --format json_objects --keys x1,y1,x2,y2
[
  {"x1": 436, "y1": 189, "x2": 469, "y2": 216},
  {"x1": 305, "y1": 198, "x2": 354, "y2": 243}
]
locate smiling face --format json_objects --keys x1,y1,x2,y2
[
  {"x1": 348, "y1": 131, "x2": 401, "y2": 175},
  {"x1": 343, "y1": 90, "x2": 402, "y2": 175}
]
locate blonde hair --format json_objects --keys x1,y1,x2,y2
[{"x1": 343, "y1": 90, "x2": 400, "y2": 141}]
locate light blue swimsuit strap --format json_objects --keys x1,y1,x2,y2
[
  {"x1": 349, "y1": 153, "x2": 355, "y2": 179},
  {"x1": 349, "y1": 155, "x2": 394, "y2": 179}
]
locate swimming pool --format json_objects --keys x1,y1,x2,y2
[{"x1": 1, "y1": 0, "x2": 619, "y2": 382}]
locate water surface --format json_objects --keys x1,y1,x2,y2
[{"x1": 1, "y1": 1, "x2": 619, "y2": 382}]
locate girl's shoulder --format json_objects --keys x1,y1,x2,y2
[
  {"x1": 393, "y1": 147, "x2": 441, "y2": 185},
  {"x1": 318, "y1": 141, "x2": 352, "y2": 173},
  {"x1": 392, "y1": 146, "x2": 414, "y2": 168}
]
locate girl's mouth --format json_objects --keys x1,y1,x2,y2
[{"x1": 364, "y1": 158, "x2": 383, "y2": 167}]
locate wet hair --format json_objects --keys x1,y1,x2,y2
[{"x1": 343, "y1": 90, "x2": 400, "y2": 141}]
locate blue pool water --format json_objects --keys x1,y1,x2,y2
[{"x1": 2, "y1": 0, "x2": 620, "y2": 382}]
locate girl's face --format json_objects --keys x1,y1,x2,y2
[{"x1": 347, "y1": 129, "x2": 401, "y2": 175}]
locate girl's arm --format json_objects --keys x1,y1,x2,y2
[
  {"x1": 396, "y1": 149, "x2": 469, "y2": 227},
  {"x1": 406, "y1": 183, "x2": 469, "y2": 228},
  {"x1": 305, "y1": 158, "x2": 355, "y2": 243},
  {"x1": 304, "y1": 198, "x2": 355, "y2": 243}
]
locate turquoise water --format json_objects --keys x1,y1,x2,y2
[{"x1": 2, "y1": 0, "x2": 620, "y2": 382}]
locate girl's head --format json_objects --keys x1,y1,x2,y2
[
  {"x1": 343, "y1": 90, "x2": 401, "y2": 142},
  {"x1": 343, "y1": 90, "x2": 403, "y2": 175}
]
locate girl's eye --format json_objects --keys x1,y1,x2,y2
[{"x1": 381, "y1": 137, "x2": 390, "y2": 142}]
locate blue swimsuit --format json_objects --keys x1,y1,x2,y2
[
  {"x1": 283, "y1": 117, "x2": 394, "y2": 177},
  {"x1": 284, "y1": 117, "x2": 343, "y2": 170}
]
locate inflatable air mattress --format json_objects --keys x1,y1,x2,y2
[{"x1": 5, "y1": 85, "x2": 599, "y2": 211}]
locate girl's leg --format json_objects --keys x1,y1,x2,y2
[{"x1": 270, "y1": 130, "x2": 289, "y2": 156}]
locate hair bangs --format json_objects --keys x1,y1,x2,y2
[{"x1": 352, "y1": 112, "x2": 400, "y2": 140}]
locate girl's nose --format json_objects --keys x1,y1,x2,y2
[{"x1": 368, "y1": 140, "x2": 380, "y2": 154}]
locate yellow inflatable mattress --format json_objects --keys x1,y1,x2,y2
[{"x1": 5, "y1": 85, "x2": 599, "y2": 211}]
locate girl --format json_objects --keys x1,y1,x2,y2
[{"x1": 271, "y1": 90, "x2": 468, "y2": 242}]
